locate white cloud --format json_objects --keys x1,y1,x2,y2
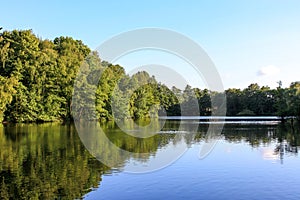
[{"x1": 257, "y1": 65, "x2": 280, "y2": 76}]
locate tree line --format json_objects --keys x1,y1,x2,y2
[{"x1": 0, "y1": 29, "x2": 299, "y2": 123}]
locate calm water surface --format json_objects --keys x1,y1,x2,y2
[{"x1": 0, "y1": 120, "x2": 299, "y2": 200}]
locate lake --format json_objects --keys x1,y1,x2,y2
[{"x1": 0, "y1": 119, "x2": 299, "y2": 200}]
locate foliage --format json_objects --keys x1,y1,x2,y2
[
  {"x1": 237, "y1": 109, "x2": 255, "y2": 116},
  {"x1": 0, "y1": 76, "x2": 18, "y2": 122},
  {"x1": 1, "y1": 28, "x2": 300, "y2": 123}
]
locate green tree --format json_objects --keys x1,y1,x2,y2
[
  {"x1": 156, "y1": 84, "x2": 179, "y2": 116},
  {"x1": 226, "y1": 88, "x2": 243, "y2": 115},
  {"x1": 128, "y1": 72, "x2": 159, "y2": 120},
  {"x1": 275, "y1": 81, "x2": 290, "y2": 121},
  {"x1": 0, "y1": 76, "x2": 17, "y2": 122},
  {"x1": 198, "y1": 89, "x2": 211, "y2": 116},
  {"x1": 95, "y1": 64, "x2": 126, "y2": 120},
  {"x1": 72, "y1": 52, "x2": 102, "y2": 120},
  {"x1": 54, "y1": 36, "x2": 91, "y2": 121},
  {"x1": 289, "y1": 82, "x2": 300, "y2": 120}
]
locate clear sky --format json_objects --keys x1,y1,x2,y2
[{"x1": 1, "y1": 0, "x2": 300, "y2": 89}]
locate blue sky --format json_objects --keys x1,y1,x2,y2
[{"x1": 1, "y1": 0, "x2": 300, "y2": 89}]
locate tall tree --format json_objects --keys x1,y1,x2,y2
[
  {"x1": 54, "y1": 36, "x2": 90, "y2": 120},
  {"x1": 0, "y1": 76, "x2": 18, "y2": 122},
  {"x1": 289, "y1": 82, "x2": 300, "y2": 120}
]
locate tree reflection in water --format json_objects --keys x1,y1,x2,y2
[{"x1": 0, "y1": 121, "x2": 299, "y2": 199}]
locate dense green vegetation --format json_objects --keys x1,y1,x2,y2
[{"x1": 1, "y1": 28, "x2": 299, "y2": 123}]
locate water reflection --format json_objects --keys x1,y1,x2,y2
[
  {"x1": 221, "y1": 123, "x2": 299, "y2": 164},
  {"x1": 0, "y1": 121, "x2": 299, "y2": 199},
  {"x1": 0, "y1": 124, "x2": 108, "y2": 200}
]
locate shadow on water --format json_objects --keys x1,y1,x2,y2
[{"x1": 0, "y1": 121, "x2": 299, "y2": 199}]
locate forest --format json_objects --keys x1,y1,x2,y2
[{"x1": 0, "y1": 29, "x2": 300, "y2": 123}]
